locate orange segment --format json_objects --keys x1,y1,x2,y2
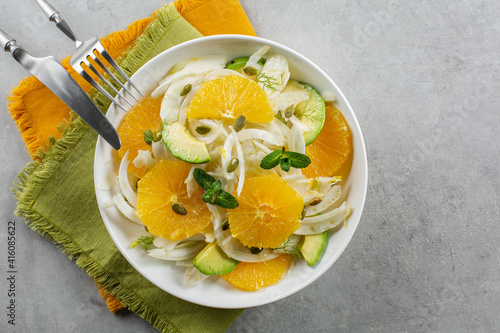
[
  {"x1": 136, "y1": 160, "x2": 211, "y2": 241},
  {"x1": 228, "y1": 174, "x2": 303, "y2": 249},
  {"x1": 117, "y1": 97, "x2": 162, "y2": 178},
  {"x1": 222, "y1": 255, "x2": 292, "y2": 291},
  {"x1": 186, "y1": 74, "x2": 273, "y2": 122},
  {"x1": 303, "y1": 105, "x2": 353, "y2": 178}
]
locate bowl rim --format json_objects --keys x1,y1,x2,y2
[{"x1": 94, "y1": 34, "x2": 368, "y2": 308}]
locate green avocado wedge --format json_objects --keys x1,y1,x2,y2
[
  {"x1": 162, "y1": 121, "x2": 211, "y2": 164},
  {"x1": 224, "y1": 57, "x2": 249, "y2": 73},
  {"x1": 300, "y1": 231, "x2": 328, "y2": 266},
  {"x1": 193, "y1": 241, "x2": 239, "y2": 275},
  {"x1": 293, "y1": 82, "x2": 326, "y2": 145}
]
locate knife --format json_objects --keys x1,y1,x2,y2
[{"x1": 0, "y1": 29, "x2": 121, "y2": 150}]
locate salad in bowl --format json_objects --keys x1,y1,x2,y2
[{"x1": 94, "y1": 35, "x2": 367, "y2": 308}]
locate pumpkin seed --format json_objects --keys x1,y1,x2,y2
[
  {"x1": 195, "y1": 125, "x2": 212, "y2": 135},
  {"x1": 284, "y1": 105, "x2": 294, "y2": 118},
  {"x1": 143, "y1": 129, "x2": 154, "y2": 145},
  {"x1": 234, "y1": 115, "x2": 246, "y2": 132},
  {"x1": 221, "y1": 219, "x2": 230, "y2": 231},
  {"x1": 301, "y1": 207, "x2": 306, "y2": 220},
  {"x1": 171, "y1": 203, "x2": 187, "y2": 215},
  {"x1": 243, "y1": 66, "x2": 257, "y2": 76},
  {"x1": 250, "y1": 247, "x2": 263, "y2": 254},
  {"x1": 180, "y1": 84, "x2": 192, "y2": 96},
  {"x1": 309, "y1": 197, "x2": 322, "y2": 206},
  {"x1": 227, "y1": 158, "x2": 239, "y2": 173}
]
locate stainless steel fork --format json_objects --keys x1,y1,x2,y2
[{"x1": 35, "y1": 0, "x2": 143, "y2": 112}]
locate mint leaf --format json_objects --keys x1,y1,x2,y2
[
  {"x1": 260, "y1": 150, "x2": 283, "y2": 169},
  {"x1": 202, "y1": 180, "x2": 223, "y2": 204},
  {"x1": 214, "y1": 191, "x2": 239, "y2": 209},
  {"x1": 193, "y1": 168, "x2": 216, "y2": 191},
  {"x1": 194, "y1": 169, "x2": 239, "y2": 209},
  {"x1": 280, "y1": 157, "x2": 291, "y2": 172},
  {"x1": 283, "y1": 151, "x2": 311, "y2": 169}
]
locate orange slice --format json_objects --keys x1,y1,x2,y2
[
  {"x1": 136, "y1": 160, "x2": 211, "y2": 240},
  {"x1": 186, "y1": 74, "x2": 273, "y2": 122},
  {"x1": 222, "y1": 255, "x2": 292, "y2": 291},
  {"x1": 303, "y1": 105, "x2": 352, "y2": 178},
  {"x1": 228, "y1": 174, "x2": 303, "y2": 249},
  {"x1": 117, "y1": 97, "x2": 162, "y2": 178}
]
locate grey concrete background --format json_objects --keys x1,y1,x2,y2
[{"x1": 1, "y1": 0, "x2": 499, "y2": 332}]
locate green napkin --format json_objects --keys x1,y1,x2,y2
[{"x1": 14, "y1": 3, "x2": 243, "y2": 332}]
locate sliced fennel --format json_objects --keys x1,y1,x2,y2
[{"x1": 118, "y1": 152, "x2": 138, "y2": 208}]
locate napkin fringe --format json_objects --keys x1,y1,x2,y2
[
  {"x1": 119, "y1": 3, "x2": 182, "y2": 76},
  {"x1": 7, "y1": 76, "x2": 48, "y2": 156},
  {"x1": 100, "y1": 17, "x2": 155, "y2": 61},
  {"x1": 13, "y1": 114, "x2": 182, "y2": 333},
  {"x1": 95, "y1": 279, "x2": 125, "y2": 313}
]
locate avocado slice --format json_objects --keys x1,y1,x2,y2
[
  {"x1": 193, "y1": 241, "x2": 239, "y2": 275},
  {"x1": 300, "y1": 231, "x2": 327, "y2": 266},
  {"x1": 224, "y1": 57, "x2": 249, "y2": 73},
  {"x1": 293, "y1": 82, "x2": 326, "y2": 145},
  {"x1": 162, "y1": 121, "x2": 211, "y2": 164}
]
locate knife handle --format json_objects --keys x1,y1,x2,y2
[
  {"x1": 0, "y1": 29, "x2": 16, "y2": 52},
  {"x1": 35, "y1": 0, "x2": 82, "y2": 46}
]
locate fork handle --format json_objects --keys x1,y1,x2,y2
[
  {"x1": 35, "y1": 0, "x2": 58, "y2": 20},
  {"x1": 35, "y1": 0, "x2": 82, "y2": 46}
]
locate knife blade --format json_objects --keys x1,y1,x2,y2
[{"x1": 0, "y1": 29, "x2": 121, "y2": 150}]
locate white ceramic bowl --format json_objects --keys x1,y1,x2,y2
[{"x1": 94, "y1": 35, "x2": 368, "y2": 309}]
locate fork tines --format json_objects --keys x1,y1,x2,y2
[{"x1": 70, "y1": 39, "x2": 143, "y2": 112}]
